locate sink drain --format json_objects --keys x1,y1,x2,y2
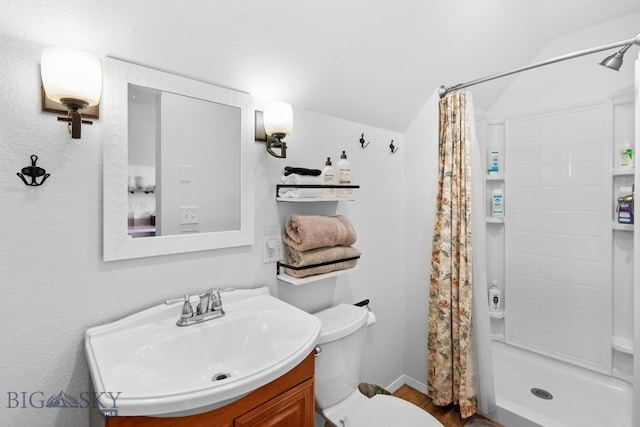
[
  {"x1": 212, "y1": 373, "x2": 231, "y2": 382},
  {"x1": 531, "y1": 387, "x2": 553, "y2": 400}
]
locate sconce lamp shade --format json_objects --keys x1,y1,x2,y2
[
  {"x1": 263, "y1": 102, "x2": 293, "y2": 138},
  {"x1": 41, "y1": 47, "x2": 102, "y2": 108}
]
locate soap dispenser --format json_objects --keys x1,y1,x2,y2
[
  {"x1": 337, "y1": 150, "x2": 352, "y2": 199},
  {"x1": 489, "y1": 280, "x2": 502, "y2": 312},
  {"x1": 322, "y1": 157, "x2": 336, "y2": 198}
]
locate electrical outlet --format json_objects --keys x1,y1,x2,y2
[{"x1": 262, "y1": 236, "x2": 283, "y2": 264}]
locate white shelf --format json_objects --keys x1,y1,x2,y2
[
  {"x1": 486, "y1": 217, "x2": 505, "y2": 224},
  {"x1": 490, "y1": 333, "x2": 505, "y2": 342},
  {"x1": 276, "y1": 197, "x2": 354, "y2": 202},
  {"x1": 612, "y1": 168, "x2": 635, "y2": 176},
  {"x1": 277, "y1": 266, "x2": 360, "y2": 285},
  {"x1": 276, "y1": 184, "x2": 359, "y2": 202},
  {"x1": 485, "y1": 174, "x2": 505, "y2": 181},
  {"x1": 127, "y1": 226, "x2": 156, "y2": 235},
  {"x1": 612, "y1": 336, "x2": 634, "y2": 354},
  {"x1": 489, "y1": 310, "x2": 505, "y2": 319},
  {"x1": 612, "y1": 222, "x2": 634, "y2": 231}
]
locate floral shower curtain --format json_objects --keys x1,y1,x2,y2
[{"x1": 428, "y1": 90, "x2": 477, "y2": 418}]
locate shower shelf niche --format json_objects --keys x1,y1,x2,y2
[
  {"x1": 612, "y1": 336, "x2": 634, "y2": 355},
  {"x1": 485, "y1": 174, "x2": 504, "y2": 181},
  {"x1": 489, "y1": 310, "x2": 504, "y2": 319},
  {"x1": 485, "y1": 174, "x2": 505, "y2": 224},
  {"x1": 612, "y1": 222, "x2": 634, "y2": 231},
  {"x1": 612, "y1": 168, "x2": 634, "y2": 177},
  {"x1": 486, "y1": 217, "x2": 505, "y2": 224}
]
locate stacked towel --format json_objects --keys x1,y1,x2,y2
[
  {"x1": 284, "y1": 246, "x2": 361, "y2": 278},
  {"x1": 282, "y1": 215, "x2": 359, "y2": 278},
  {"x1": 279, "y1": 167, "x2": 324, "y2": 198},
  {"x1": 283, "y1": 215, "x2": 357, "y2": 251}
]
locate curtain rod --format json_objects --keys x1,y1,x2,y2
[{"x1": 438, "y1": 33, "x2": 640, "y2": 98}]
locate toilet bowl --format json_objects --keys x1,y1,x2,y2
[{"x1": 313, "y1": 304, "x2": 442, "y2": 427}]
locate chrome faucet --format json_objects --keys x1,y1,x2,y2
[{"x1": 166, "y1": 287, "x2": 234, "y2": 327}]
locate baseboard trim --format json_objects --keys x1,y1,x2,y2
[{"x1": 386, "y1": 374, "x2": 428, "y2": 395}]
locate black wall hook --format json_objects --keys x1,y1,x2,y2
[
  {"x1": 359, "y1": 133, "x2": 370, "y2": 148},
  {"x1": 17, "y1": 155, "x2": 50, "y2": 186},
  {"x1": 389, "y1": 140, "x2": 399, "y2": 154}
]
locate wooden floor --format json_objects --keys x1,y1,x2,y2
[{"x1": 393, "y1": 385, "x2": 504, "y2": 427}]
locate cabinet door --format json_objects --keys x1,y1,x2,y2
[{"x1": 235, "y1": 379, "x2": 314, "y2": 427}]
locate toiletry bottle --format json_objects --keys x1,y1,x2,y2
[
  {"x1": 617, "y1": 194, "x2": 634, "y2": 224},
  {"x1": 488, "y1": 149, "x2": 500, "y2": 175},
  {"x1": 489, "y1": 280, "x2": 501, "y2": 312},
  {"x1": 491, "y1": 189, "x2": 504, "y2": 218},
  {"x1": 322, "y1": 157, "x2": 336, "y2": 198},
  {"x1": 620, "y1": 142, "x2": 633, "y2": 168},
  {"x1": 616, "y1": 186, "x2": 634, "y2": 224},
  {"x1": 337, "y1": 150, "x2": 352, "y2": 199}
]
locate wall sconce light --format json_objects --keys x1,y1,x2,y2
[
  {"x1": 40, "y1": 47, "x2": 102, "y2": 139},
  {"x1": 255, "y1": 101, "x2": 293, "y2": 158}
]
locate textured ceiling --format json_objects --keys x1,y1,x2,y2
[{"x1": 1, "y1": 0, "x2": 639, "y2": 131}]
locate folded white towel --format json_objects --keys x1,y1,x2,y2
[
  {"x1": 281, "y1": 174, "x2": 323, "y2": 185},
  {"x1": 278, "y1": 188, "x2": 324, "y2": 198}
]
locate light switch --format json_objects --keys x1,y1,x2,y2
[
  {"x1": 180, "y1": 165, "x2": 192, "y2": 182},
  {"x1": 180, "y1": 206, "x2": 199, "y2": 224}
]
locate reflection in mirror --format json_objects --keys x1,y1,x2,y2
[
  {"x1": 103, "y1": 57, "x2": 254, "y2": 261},
  {"x1": 127, "y1": 85, "x2": 241, "y2": 238}
]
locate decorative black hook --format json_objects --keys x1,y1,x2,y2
[
  {"x1": 17, "y1": 155, "x2": 50, "y2": 186},
  {"x1": 359, "y1": 133, "x2": 370, "y2": 149},
  {"x1": 389, "y1": 140, "x2": 399, "y2": 154}
]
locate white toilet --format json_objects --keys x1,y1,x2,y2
[{"x1": 313, "y1": 303, "x2": 443, "y2": 427}]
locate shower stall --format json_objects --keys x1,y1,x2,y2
[
  {"x1": 472, "y1": 50, "x2": 639, "y2": 427},
  {"x1": 426, "y1": 26, "x2": 640, "y2": 425}
]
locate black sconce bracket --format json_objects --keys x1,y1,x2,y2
[{"x1": 17, "y1": 155, "x2": 50, "y2": 186}]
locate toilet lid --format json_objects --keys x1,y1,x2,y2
[{"x1": 342, "y1": 395, "x2": 443, "y2": 427}]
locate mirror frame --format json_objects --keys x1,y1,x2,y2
[{"x1": 103, "y1": 57, "x2": 255, "y2": 261}]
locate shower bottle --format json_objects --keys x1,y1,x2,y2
[
  {"x1": 489, "y1": 280, "x2": 502, "y2": 312},
  {"x1": 491, "y1": 189, "x2": 504, "y2": 218}
]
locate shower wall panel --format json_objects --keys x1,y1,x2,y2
[{"x1": 504, "y1": 101, "x2": 613, "y2": 374}]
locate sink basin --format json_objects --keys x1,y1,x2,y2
[{"x1": 85, "y1": 287, "x2": 320, "y2": 417}]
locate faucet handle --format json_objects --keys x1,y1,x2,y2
[
  {"x1": 180, "y1": 294, "x2": 194, "y2": 319},
  {"x1": 211, "y1": 289, "x2": 223, "y2": 312}
]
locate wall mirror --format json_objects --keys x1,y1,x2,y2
[{"x1": 103, "y1": 57, "x2": 255, "y2": 261}]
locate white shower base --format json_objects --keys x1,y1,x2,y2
[{"x1": 491, "y1": 341, "x2": 633, "y2": 427}]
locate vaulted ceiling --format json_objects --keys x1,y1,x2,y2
[{"x1": 2, "y1": 0, "x2": 639, "y2": 131}]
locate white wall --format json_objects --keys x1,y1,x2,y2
[
  {"x1": 0, "y1": 32, "x2": 405, "y2": 426},
  {"x1": 401, "y1": 92, "x2": 440, "y2": 390},
  {"x1": 489, "y1": 13, "x2": 639, "y2": 118}
]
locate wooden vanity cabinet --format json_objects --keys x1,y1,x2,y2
[{"x1": 105, "y1": 351, "x2": 315, "y2": 427}]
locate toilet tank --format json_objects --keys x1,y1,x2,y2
[{"x1": 313, "y1": 304, "x2": 369, "y2": 409}]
